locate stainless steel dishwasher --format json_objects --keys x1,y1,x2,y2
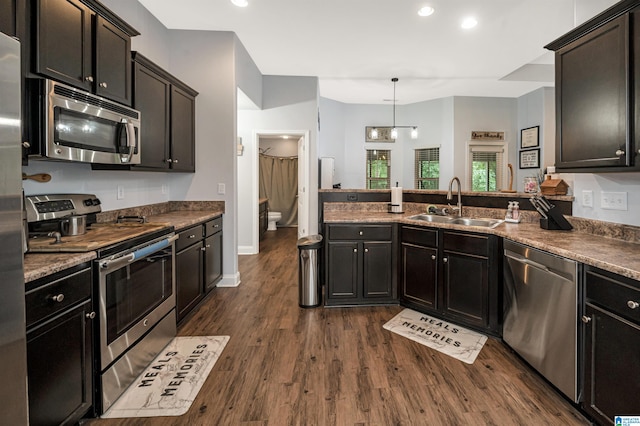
[{"x1": 503, "y1": 240, "x2": 580, "y2": 402}]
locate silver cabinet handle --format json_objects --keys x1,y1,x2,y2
[
  {"x1": 86, "y1": 311, "x2": 96, "y2": 319},
  {"x1": 431, "y1": 254, "x2": 436, "y2": 260},
  {"x1": 359, "y1": 231, "x2": 363, "y2": 236},
  {"x1": 628, "y1": 301, "x2": 639, "y2": 310},
  {"x1": 353, "y1": 248, "x2": 357, "y2": 253},
  {"x1": 443, "y1": 258, "x2": 448, "y2": 263},
  {"x1": 166, "y1": 158, "x2": 173, "y2": 163},
  {"x1": 206, "y1": 244, "x2": 211, "y2": 248},
  {"x1": 616, "y1": 149, "x2": 625, "y2": 156},
  {"x1": 22, "y1": 141, "x2": 30, "y2": 148},
  {"x1": 201, "y1": 247, "x2": 206, "y2": 251},
  {"x1": 99, "y1": 82, "x2": 108, "y2": 88},
  {"x1": 173, "y1": 159, "x2": 179, "y2": 164},
  {"x1": 581, "y1": 315, "x2": 592, "y2": 324},
  {"x1": 50, "y1": 294, "x2": 65, "y2": 303},
  {"x1": 188, "y1": 234, "x2": 196, "y2": 239},
  {"x1": 85, "y1": 76, "x2": 94, "y2": 82},
  {"x1": 364, "y1": 248, "x2": 369, "y2": 253}
]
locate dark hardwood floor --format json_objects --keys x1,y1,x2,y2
[{"x1": 87, "y1": 227, "x2": 590, "y2": 425}]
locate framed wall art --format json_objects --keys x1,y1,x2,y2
[
  {"x1": 365, "y1": 126, "x2": 395, "y2": 142},
  {"x1": 520, "y1": 126, "x2": 539, "y2": 149},
  {"x1": 519, "y1": 149, "x2": 540, "y2": 169}
]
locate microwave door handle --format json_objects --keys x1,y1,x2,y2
[{"x1": 119, "y1": 119, "x2": 135, "y2": 163}]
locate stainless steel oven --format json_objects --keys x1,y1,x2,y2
[{"x1": 96, "y1": 232, "x2": 177, "y2": 413}]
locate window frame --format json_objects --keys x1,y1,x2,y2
[
  {"x1": 366, "y1": 149, "x2": 391, "y2": 189},
  {"x1": 466, "y1": 142, "x2": 508, "y2": 192},
  {"x1": 414, "y1": 147, "x2": 440, "y2": 190}
]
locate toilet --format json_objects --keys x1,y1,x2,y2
[{"x1": 267, "y1": 211, "x2": 281, "y2": 231}]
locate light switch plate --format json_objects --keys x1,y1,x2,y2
[
  {"x1": 218, "y1": 183, "x2": 226, "y2": 195},
  {"x1": 601, "y1": 191, "x2": 627, "y2": 210},
  {"x1": 582, "y1": 190, "x2": 593, "y2": 207}
]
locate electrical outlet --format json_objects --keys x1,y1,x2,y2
[
  {"x1": 161, "y1": 184, "x2": 168, "y2": 195},
  {"x1": 582, "y1": 190, "x2": 593, "y2": 207},
  {"x1": 217, "y1": 183, "x2": 225, "y2": 195},
  {"x1": 117, "y1": 185, "x2": 125, "y2": 200},
  {"x1": 601, "y1": 191, "x2": 627, "y2": 210}
]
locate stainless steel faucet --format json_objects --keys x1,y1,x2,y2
[{"x1": 447, "y1": 177, "x2": 463, "y2": 217}]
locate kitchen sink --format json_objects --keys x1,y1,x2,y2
[
  {"x1": 408, "y1": 214, "x2": 455, "y2": 223},
  {"x1": 450, "y1": 217, "x2": 504, "y2": 228},
  {"x1": 408, "y1": 214, "x2": 503, "y2": 228}
]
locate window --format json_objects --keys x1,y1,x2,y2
[
  {"x1": 468, "y1": 145, "x2": 505, "y2": 192},
  {"x1": 366, "y1": 149, "x2": 391, "y2": 189},
  {"x1": 415, "y1": 148, "x2": 439, "y2": 189}
]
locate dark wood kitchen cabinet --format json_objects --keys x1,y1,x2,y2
[
  {"x1": 400, "y1": 225, "x2": 438, "y2": 311},
  {"x1": 25, "y1": 263, "x2": 94, "y2": 426},
  {"x1": 129, "y1": 52, "x2": 198, "y2": 172},
  {"x1": 545, "y1": 0, "x2": 640, "y2": 172},
  {"x1": 399, "y1": 225, "x2": 501, "y2": 335},
  {"x1": 176, "y1": 216, "x2": 223, "y2": 322},
  {"x1": 582, "y1": 266, "x2": 640, "y2": 425},
  {"x1": 0, "y1": 0, "x2": 24, "y2": 36},
  {"x1": 325, "y1": 223, "x2": 396, "y2": 306},
  {"x1": 32, "y1": 0, "x2": 138, "y2": 105}
]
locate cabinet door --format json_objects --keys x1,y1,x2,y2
[
  {"x1": 27, "y1": 300, "x2": 93, "y2": 426},
  {"x1": 326, "y1": 241, "x2": 359, "y2": 300},
  {"x1": 442, "y1": 250, "x2": 488, "y2": 328},
  {"x1": 401, "y1": 242, "x2": 438, "y2": 310},
  {"x1": 556, "y1": 14, "x2": 629, "y2": 169},
  {"x1": 132, "y1": 60, "x2": 170, "y2": 169},
  {"x1": 94, "y1": 16, "x2": 131, "y2": 105},
  {"x1": 35, "y1": 0, "x2": 92, "y2": 91},
  {"x1": 363, "y1": 241, "x2": 393, "y2": 298},
  {"x1": 0, "y1": 0, "x2": 21, "y2": 36},
  {"x1": 170, "y1": 85, "x2": 196, "y2": 172},
  {"x1": 176, "y1": 242, "x2": 204, "y2": 322},
  {"x1": 583, "y1": 303, "x2": 640, "y2": 425},
  {"x1": 204, "y1": 232, "x2": 223, "y2": 291}
]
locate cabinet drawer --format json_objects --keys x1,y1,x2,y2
[
  {"x1": 402, "y1": 226, "x2": 437, "y2": 247},
  {"x1": 205, "y1": 217, "x2": 223, "y2": 236},
  {"x1": 26, "y1": 268, "x2": 92, "y2": 329},
  {"x1": 442, "y1": 231, "x2": 488, "y2": 257},
  {"x1": 328, "y1": 224, "x2": 392, "y2": 241},
  {"x1": 177, "y1": 224, "x2": 204, "y2": 251},
  {"x1": 586, "y1": 267, "x2": 640, "y2": 323}
]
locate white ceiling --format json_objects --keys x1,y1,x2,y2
[{"x1": 138, "y1": 0, "x2": 617, "y2": 105}]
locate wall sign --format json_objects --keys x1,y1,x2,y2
[
  {"x1": 520, "y1": 126, "x2": 540, "y2": 148},
  {"x1": 470, "y1": 131, "x2": 505, "y2": 141},
  {"x1": 365, "y1": 126, "x2": 395, "y2": 142},
  {"x1": 519, "y1": 149, "x2": 540, "y2": 169}
]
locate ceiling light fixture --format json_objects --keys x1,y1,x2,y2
[
  {"x1": 461, "y1": 17, "x2": 478, "y2": 29},
  {"x1": 418, "y1": 6, "x2": 435, "y2": 17},
  {"x1": 231, "y1": 0, "x2": 248, "y2": 7},
  {"x1": 370, "y1": 78, "x2": 418, "y2": 141}
]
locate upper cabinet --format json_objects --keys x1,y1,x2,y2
[
  {"x1": 0, "y1": 0, "x2": 24, "y2": 37},
  {"x1": 546, "y1": 0, "x2": 640, "y2": 172},
  {"x1": 32, "y1": 0, "x2": 138, "y2": 106},
  {"x1": 130, "y1": 52, "x2": 198, "y2": 172}
]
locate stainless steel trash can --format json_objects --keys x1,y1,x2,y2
[{"x1": 297, "y1": 235, "x2": 323, "y2": 308}]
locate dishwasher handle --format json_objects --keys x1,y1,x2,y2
[{"x1": 505, "y1": 250, "x2": 575, "y2": 282}]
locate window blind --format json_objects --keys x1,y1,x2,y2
[
  {"x1": 414, "y1": 148, "x2": 440, "y2": 189},
  {"x1": 366, "y1": 149, "x2": 391, "y2": 189},
  {"x1": 469, "y1": 145, "x2": 504, "y2": 192}
]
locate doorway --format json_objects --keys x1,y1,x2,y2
[{"x1": 259, "y1": 136, "x2": 299, "y2": 228}]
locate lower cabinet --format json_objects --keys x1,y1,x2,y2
[
  {"x1": 325, "y1": 224, "x2": 396, "y2": 306},
  {"x1": 582, "y1": 266, "x2": 640, "y2": 425},
  {"x1": 400, "y1": 225, "x2": 501, "y2": 335},
  {"x1": 176, "y1": 216, "x2": 223, "y2": 322},
  {"x1": 25, "y1": 264, "x2": 94, "y2": 426}
]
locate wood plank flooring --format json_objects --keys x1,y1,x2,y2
[{"x1": 86, "y1": 227, "x2": 590, "y2": 425}]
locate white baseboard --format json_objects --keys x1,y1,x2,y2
[
  {"x1": 217, "y1": 272, "x2": 241, "y2": 287},
  {"x1": 238, "y1": 245, "x2": 258, "y2": 255}
]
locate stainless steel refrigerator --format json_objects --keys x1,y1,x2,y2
[{"x1": 0, "y1": 31, "x2": 29, "y2": 424}]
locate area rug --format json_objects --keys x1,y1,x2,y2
[
  {"x1": 101, "y1": 335, "x2": 230, "y2": 419},
  {"x1": 383, "y1": 309, "x2": 487, "y2": 364}
]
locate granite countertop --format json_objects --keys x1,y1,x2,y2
[
  {"x1": 324, "y1": 210, "x2": 640, "y2": 282},
  {"x1": 24, "y1": 208, "x2": 224, "y2": 283}
]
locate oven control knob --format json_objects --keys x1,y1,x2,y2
[
  {"x1": 50, "y1": 294, "x2": 65, "y2": 303},
  {"x1": 86, "y1": 312, "x2": 96, "y2": 319}
]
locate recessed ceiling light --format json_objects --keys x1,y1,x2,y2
[
  {"x1": 231, "y1": 0, "x2": 248, "y2": 7},
  {"x1": 461, "y1": 17, "x2": 478, "y2": 29},
  {"x1": 282, "y1": 135, "x2": 289, "y2": 139},
  {"x1": 418, "y1": 6, "x2": 435, "y2": 17}
]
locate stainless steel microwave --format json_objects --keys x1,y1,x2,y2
[{"x1": 26, "y1": 79, "x2": 141, "y2": 165}]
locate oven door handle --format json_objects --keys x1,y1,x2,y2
[{"x1": 100, "y1": 235, "x2": 178, "y2": 270}]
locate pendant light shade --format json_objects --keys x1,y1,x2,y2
[
  {"x1": 371, "y1": 128, "x2": 379, "y2": 139},
  {"x1": 391, "y1": 128, "x2": 398, "y2": 139},
  {"x1": 411, "y1": 127, "x2": 418, "y2": 139}
]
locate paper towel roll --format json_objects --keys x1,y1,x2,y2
[{"x1": 391, "y1": 187, "x2": 403, "y2": 213}]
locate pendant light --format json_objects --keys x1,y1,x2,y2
[{"x1": 389, "y1": 77, "x2": 418, "y2": 140}]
